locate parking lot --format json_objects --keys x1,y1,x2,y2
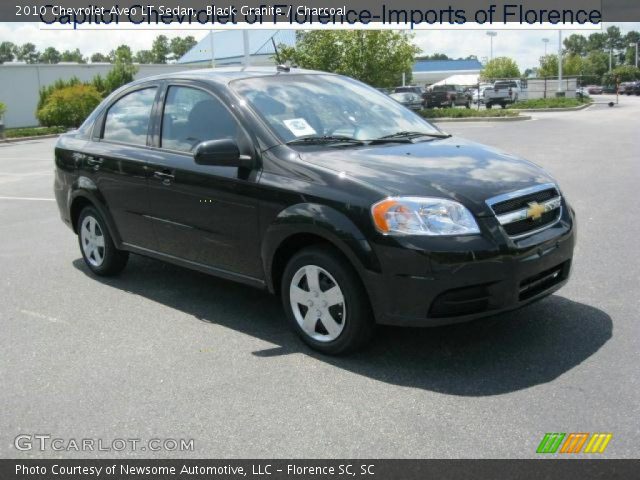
[{"x1": 1, "y1": 95, "x2": 638, "y2": 459}]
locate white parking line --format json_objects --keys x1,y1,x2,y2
[
  {"x1": 0, "y1": 196, "x2": 55, "y2": 201},
  {"x1": 19, "y1": 309, "x2": 68, "y2": 325}
]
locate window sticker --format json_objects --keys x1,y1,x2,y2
[{"x1": 283, "y1": 118, "x2": 316, "y2": 137}]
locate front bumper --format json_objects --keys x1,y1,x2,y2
[{"x1": 362, "y1": 204, "x2": 576, "y2": 327}]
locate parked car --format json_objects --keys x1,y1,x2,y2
[
  {"x1": 621, "y1": 81, "x2": 640, "y2": 95},
  {"x1": 472, "y1": 84, "x2": 493, "y2": 104},
  {"x1": 54, "y1": 67, "x2": 575, "y2": 354},
  {"x1": 484, "y1": 80, "x2": 523, "y2": 108},
  {"x1": 389, "y1": 92, "x2": 424, "y2": 111},
  {"x1": 585, "y1": 85, "x2": 603, "y2": 94},
  {"x1": 424, "y1": 85, "x2": 472, "y2": 108},
  {"x1": 618, "y1": 82, "x2": 632, "y2": 94},
  {"x1": 576, "y1": 87, "x2": 590, "y2": 100},
  {"x1": 602, "y1": 84, "x2": 617, "y2": 94},
  {"x1": 393, "y1": 86, "x2": 424, "y2": 95}
]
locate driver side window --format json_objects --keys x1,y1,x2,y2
[{"x1": 161, "y1": 86, "x2": 238, "y2": 152}]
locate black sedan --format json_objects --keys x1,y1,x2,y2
[{"x1": 54, "y1": 67, "x2": 575, "y2": 354}]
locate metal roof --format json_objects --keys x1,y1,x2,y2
[
  {"x1": 178, "y1": 30, "x2": 296, "y2": 64},
  {"x1": 413, "y1": 59, "x2": 483, "y2": 73}
]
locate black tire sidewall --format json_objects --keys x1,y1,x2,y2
[
  {"x1": 281, "y1": 246, "x2": 372, "y2": 355},
  {"x1": 77, "y1": 206, "x2": 127, "y2": 276}
]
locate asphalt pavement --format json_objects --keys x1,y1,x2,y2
[{"x1": 1, "y1": 95, "x2": 638, "y2": 458}]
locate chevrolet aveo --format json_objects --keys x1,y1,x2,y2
[{"x1": 54, "y1": 67, "x2": 576, "y2": 354}]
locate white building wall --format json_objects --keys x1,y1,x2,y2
[{"x1": 0, "y1": 63, "x2": 205, "y2": 128}]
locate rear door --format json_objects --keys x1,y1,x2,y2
[
  {"x1": 81, "y1": 85, "x2": 159, "y2": 249},
  {"x1": 143, "y1": 81, "x2": 263, "y2": 279}
]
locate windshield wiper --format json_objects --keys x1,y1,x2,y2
[
  {"x1": 370, "y1": 131, "x2": 452, "y2": 144},
  {"x1": 285, "y1": 135, "x2": 365, "y2": 146}
]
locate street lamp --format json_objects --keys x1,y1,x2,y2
[
  {"x1": 630, "y1": 42, "x2": 639, "y2": 68},
  {"x1": 542, "y1": 38, "x2": 549, "y2": 56},
  {"x1": 486, "y1": 31, "x2": 497, "y2": 60}
]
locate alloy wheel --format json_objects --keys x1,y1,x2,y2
[
  {"x1": 289, "y1": 265, "x2": 346, "y2": 342},
  {"x1": 80, "y1": 215, "x2": 105, "y2": 267}
]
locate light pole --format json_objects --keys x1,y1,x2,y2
[
  {"x1": 542, "y1": 38, "x2": 549, "y2": 56},
  {"x1": 486, "y1": 31, "x2": 497, "y2": 61},
  {"x1": 630, "y1": 42, "x2": 639, "y2": 68},
  {"x1": 557, "y1": 30, "x2": 564, "y2": 96}
]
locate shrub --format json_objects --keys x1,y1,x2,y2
[
  {"x1": 419, "y1": 108, "x2": 519, "y2": 118},
  {"x1": 37, "y1": 84, "x2": 102, "y2": 128},
  {"x1": 510, "y1": 98, "x2": 588, "y2": 109},
  {"x1": 5, "y1": 126, "x2": 65, "y2": 138},
  {"x1": 37, "y1": 76, "x2": 83, "y2": 111},
  {"x1": 0, "y1": 101, "x2": 6, "y2": 118}
]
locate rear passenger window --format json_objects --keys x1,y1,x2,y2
[
  {"x1": 103, "y1": 88, "x2": 156, "y2": 145},
  {"x1": 161, "y1": 86, "x2": 239, "y2": 152}
]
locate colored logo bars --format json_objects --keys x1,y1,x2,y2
[{"x1": 537, "y1": 433, "x2": 612, "y2": 454}]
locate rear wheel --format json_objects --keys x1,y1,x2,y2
[
  {"x1": 281, "y1": 246, "x2": 373, "y2": 355},
  {"x1": 77, "y1": 206, "x2": 128, "y2": 276}
]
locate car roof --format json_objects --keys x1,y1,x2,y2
[{"x1": 127, "y1": 66, "x2": 329, "y2": 88}]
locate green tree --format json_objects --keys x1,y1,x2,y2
[
  {"x1": 563, "y1": 34, "x2": 588, "y2": 56},
  {"x1": 61, "y1": 48, "x2": 86, "y2": 63},
  {"x1": 603, "y1": 64, "x2": 640, "y2": 84},
  {"x1": 90, "y1": 52, "x2": 110, "y2": 63},
  {"x1": 279, "y1": 31, "x2": 419, "y2": 88},
  {"x1": 586, "y1": 32, "x2": 607, "y2": 52},
  {"x1": 0, "y1": 41, "x2": 16, "y2": 64},
  {"x1": 134, "y1": 50, "x2": 154, "y2": 64},
  {"x1": 108, "y1": 45, "x2": 133, "y2": 64},
  {"x1": 623, "y1": 31, "x2": 640, "y2": 65},
  {"x1": 15, "y1": 43, "x2": 39, "y2": 63},
  {"x1": 40, "y1": 47, "x2": 61, "y2": 64},
  {"x1": 37, "y1": 84, "x2": 102, "y2": 128},
  {"x1": 104, "y1": 49, "x2": 138, "y2": 94},
  {"x1": 170, "y1": 36, "x2": 197, "y2": 61},
  {"x1": 151, "y1": 35, "x2": 170, "y2": 63},
  {"x1": 0, "y1": 101, "x2": 6, "y2": 118},
  {"x1": 481, "y1": 56, "x2": 520, "y2": 79},
  {"x1": 91, "y1": 74, "x2": 107, "y2": 97}
]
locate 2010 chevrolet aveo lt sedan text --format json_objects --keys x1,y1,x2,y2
[{"x1": 54, "y1": 67, "x2": 575, "y2": 354}]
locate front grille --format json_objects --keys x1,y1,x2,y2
[
  {"x1": 492, "y1": 187, "x2": 558, "y2": 214},
  {"x1": 503, "y1": 210, "x2": 558, "y2": 236},
  {"x1": 486, "y1": 184, "x2": 562, "y2": 239}
]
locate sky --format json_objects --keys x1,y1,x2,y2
[{"x1": 1, "y1": 22, "x2": 639, "y2": 70}]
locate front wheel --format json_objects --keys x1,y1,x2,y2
[
  {"x1": 281, "y1": 246, "x2": 374, "y2": 355},
  {"x1": 77, "y1": 206, "x2": 128, "y2": 276}
]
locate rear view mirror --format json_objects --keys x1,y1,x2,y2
[{"x1": 193, "y1": 139, "x2": 252, "y2": 168}]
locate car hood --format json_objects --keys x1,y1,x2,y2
[{"x1": 298, "y1": 137, "x2": 555, "y2": 216}]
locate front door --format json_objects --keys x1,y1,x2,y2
[{"x1": 144, "y1": 84, "x2": 262, "y2": 279}]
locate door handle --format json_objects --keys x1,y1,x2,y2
[{"x1": 154, "y1": 170, "x2": 175, "y2": 185}]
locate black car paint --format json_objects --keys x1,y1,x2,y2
[{"x1": 54, "y1": 69, "x2": 575, "y2": 327}]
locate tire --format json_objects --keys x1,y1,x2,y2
[
  {"x1": 486, "y1": 102, "x2": 493, "y2": 109},
  {"x1": 77, "y1": 206, "x2": 128, "y2": 276},
  {"x1": 465, "y1": 100, "x2": 471, "y2": 109},
  {"x1": 501, "y1": 103, "x2": 507, "y2": 109},
  {"x1": 281, "y1": 245, "x2": 374, "y2": 355}
]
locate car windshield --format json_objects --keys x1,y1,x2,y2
[{"x1": 230, "y1": 74, "x2": 440, "y2": 144}]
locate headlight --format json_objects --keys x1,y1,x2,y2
[{"x1": 371, "y1": 197, "x2": 480, "y2": 236}]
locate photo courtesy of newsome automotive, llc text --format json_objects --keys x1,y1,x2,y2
[{"x1": 0, "y1": 0, "x2": 638, "y2": 478}]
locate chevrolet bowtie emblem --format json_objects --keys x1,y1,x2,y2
[{"x1": 526, "y1": 201, "x2": 546, "y2": 221}]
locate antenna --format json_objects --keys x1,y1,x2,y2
[{"x1": 271, "y1": 37, "x2": 281, "y2": 65}]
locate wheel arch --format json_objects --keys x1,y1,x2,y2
[
  {"x1": 69, "y1": 180, "x2": 122, "y2": 248},
  {"x1": 262, "y1": 203, "x2": 381, "y2": 295}
]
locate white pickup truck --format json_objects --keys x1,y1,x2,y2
[{"x1": 483, "y1": 80, "x2": 523, "y2": 108}]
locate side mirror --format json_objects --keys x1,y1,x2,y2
[{"x1": 193, "y1": 139, "x2": 252, "y2": 168}]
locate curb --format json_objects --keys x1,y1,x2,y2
[
  {"x1": 0, "y1": 134, "x2": 61, "y2": 143},
  {"x1": 510, "y1": 103, "x2": 592, "y2": 113},
  {"x1": 428, "y1": 115, "x2": 531, "y2": 123}
]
